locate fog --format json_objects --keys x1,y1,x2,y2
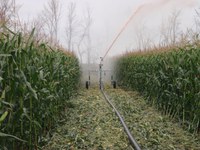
[
  {"x1": 15, "y1": 0, "x2": 200, "y2": 85},
  {"x1": 17, "y1": 0, "x2": 199, "y2": 64}
]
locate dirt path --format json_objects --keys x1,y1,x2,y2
[{"x1": 43, "y1": 88, "x2": 200, "y2": 150}]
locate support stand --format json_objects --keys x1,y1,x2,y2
[{"x1": 99, "y1": 57, "x2": 103, "y2": 90}]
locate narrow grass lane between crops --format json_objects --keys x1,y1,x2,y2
[
  {"x1": 106, "y1": 88, "x2": 200, "y2": 150},
  {"x1": 43, "y1": 88, "x2": 132, "y2": 150},
  {"x1": 43, "y1": 88, "x2": 200, "y2": 150}
]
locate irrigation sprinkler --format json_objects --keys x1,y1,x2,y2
[
  {"x1": 99, "y1": 57, "x2": 103, "y2": 90},
  {"x1": 88, "y1": 71, "x2": 91, "y2": 86},
  {"x1": 83, "y1": 59, "x2": 115, "y2": 89},
  {"x1": 86, "y1": 70, "x2": 91, "y2": 89}
]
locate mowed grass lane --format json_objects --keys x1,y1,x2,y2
[
  {"x1": 107, "y1": 88, "x2": 200, "y2": 150},
  {"x1": 43, "y1": 89, "x2": 132, "y2": 150}
]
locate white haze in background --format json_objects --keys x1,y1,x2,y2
[{"x1": 18, "y1": 0, "x2": 200, "y2": 63}]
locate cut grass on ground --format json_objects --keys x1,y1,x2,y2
[
  {"x1": 107, "y1": 88, "x2": 200, "y2": 150},
  {"x1": 43, "y1": 88, "x2": 200, "y2": 150},
  {"x1": 43, "y1": 89, "x2": 132, "y2": 150}
]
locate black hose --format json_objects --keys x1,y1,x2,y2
[{"x1": 101, "y1": 90, "x2": 141, "y2": 150}]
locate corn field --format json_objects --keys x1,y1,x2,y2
[
  {"x1": 115, "y1": 46, "x2": 200, "y2": 134},
  {"x1": 0, "y1": 28, "x2": 80, "y2": 149}
]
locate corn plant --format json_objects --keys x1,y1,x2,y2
[
  {"x1": 0, "y1": 27, "x2": 80, "y2": 149},
  {"x1": 115, "y1": 45, "x2": 200, "y2": 134}
]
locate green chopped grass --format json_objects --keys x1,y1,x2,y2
[
  {"x1": 43, "y1": 89, "x2": 132, "y2": 150},
  {"x1": 43, "y1": 88, "x2": 200, "y2": 150},
  {"x1": 107, "y1": 88, "x2": 200, "y2": 150}
]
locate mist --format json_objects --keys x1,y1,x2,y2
[
  {"x1": 17, "y1": 0, "x2": 200, "y2": 65},
  {"x1": 102, "y1": 0, "x2": 199, "y2": 59}
]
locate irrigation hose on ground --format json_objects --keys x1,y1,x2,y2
[{"x1": 101, "y1": 89, "x2": 141, "y2": 150}]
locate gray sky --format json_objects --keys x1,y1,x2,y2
[{"x1": 17, "y1": 0, "x2": 200, "y2": 62}]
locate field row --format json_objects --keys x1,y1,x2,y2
[
  {"x1": 115, "y1": 46, "x2": 200, "y2": 134},
  {"x1": 0, "y1": 29, "x2": 80, "y2": 149},
  {"x1": 43, "y1": 88, "x2": 200, "y2": 150}
]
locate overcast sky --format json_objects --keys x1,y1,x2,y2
[{"x1": 17, "y1": 0, "x2": 200, "y2": 62}]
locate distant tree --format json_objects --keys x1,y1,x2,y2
[
  {"x1": 42, "y1": 0, "x2": 61, "y2": 46},
  {"x1": 190, "y1": 9, "x2": 200, "y2": 45},
  {"x1": 65, "y1": 3, "x2": 93, "y2": 64},
  {"x1": 195, "y1": 9, "x2": 200, "y2": 33},
  {"x1": 84, "y1": 7, "x2": 92, "y2": 65},
  {"x1": 159, "y1": 10, "x2": 181, "y2": 47},
  {"x1": 0, "y1": 0, "x2": 18, "y2": 28},
  {"x1": 169, "y1": 10, "x2": 181, "y2": 45},
  {"x1": 30, "y1": 16, "x2": 48, "y2": 43},
  {"x1": 65, "y1": 2, "x2": 77, "y2": 51},
  {"x1": 76, "y1": 23, "x2": 87, "y2": 64},
  {"x1": 134, "y1": 22, "x2": 153, "y2": 51}
]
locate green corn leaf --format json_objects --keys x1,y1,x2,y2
[
  {"x1": 25, "y1": 28, "x2": 35, "y2": 49},
  {"x1": 1, "y1": 101, "x2": 14, "y2": 108},
  {"x1": 0, "y1": 54, "x2": 12, "y2": 57},
  {"x1": 39, "y1": 70, "x2": 44, "y2": 80},
  {"x1": 0, "y1": 132, "x2": 27, "y2": 143},
  {"x1": 20, "y1": 70, "x2": 38, "y2": 100},
  {"x1": 0, "y1": 111, "x2": 8, "y2": 124},
  {"x1": 33, "y1": 120, "x2": 42, "y2": 129},
  {"x1": 0, "y1": 90, "x2": 5, "y2": 100},
  {"x1": 0, "y1": 77, "x2": 3, "y2": 82}
]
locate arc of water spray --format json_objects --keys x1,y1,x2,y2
[
  {"x1": 102, "y1": 0, "x2": 198, "y2": 60},
  {"x1": 103, "y1": 5, "x2": 144, "y2": 59}
]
